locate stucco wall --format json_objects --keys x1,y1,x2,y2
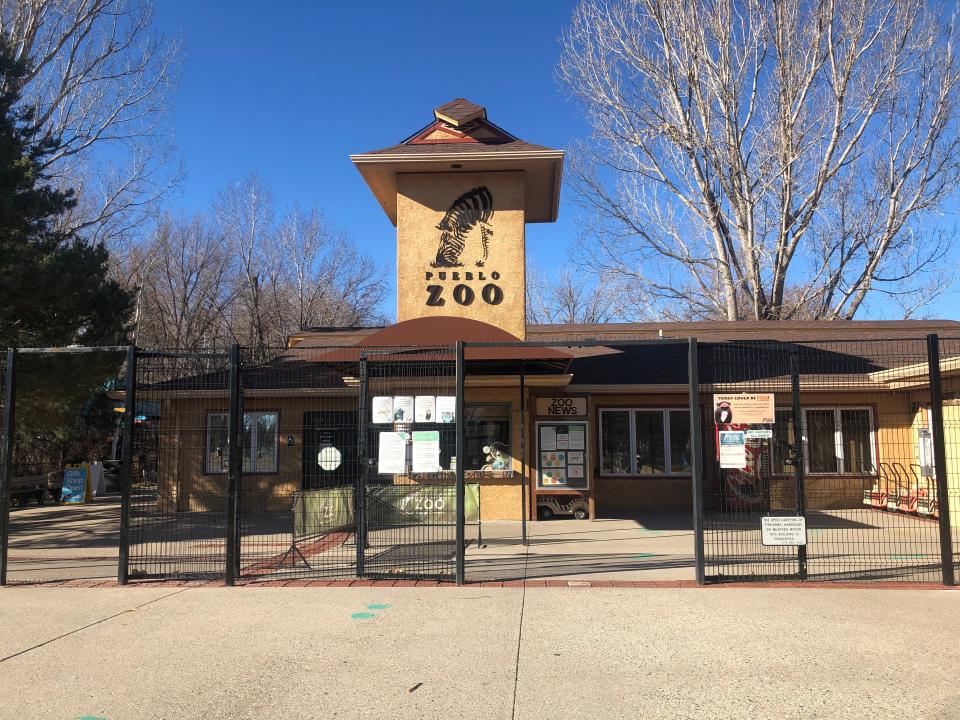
[{"x1": 396, "y1": 171, "x2": 526, "y2": 339}]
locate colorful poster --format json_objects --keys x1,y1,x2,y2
[
  {"x1": 411, "y1": 430, "x2": 441, "y2": 473},
  {"x1": 713, "y1": 394, "x2": 775, "y2": 425},
  {"x1": 372, "y1": 396, "x2": 393, "y2": 424},
  {"x1": 541, "y1": 451, "x2": 566, "y2": 468},
  {"x1": 392, "y1": 396, "x2": 415, "y2": 423},
  {"x1": 378, "y1": 431, "x2": 408, "y2": 474},
  {"x1": 415, "y1": 396, "x2": 436, "y2": 423},
  {"x1": 541, "y1": 469, "x2": 567, "y2": 486},
  {"x1": 719, "y1": 430, "x2": 747, "y2": 469},
  {"x1": 436, "y1": 396, "x2": 456, "y2": 424}
]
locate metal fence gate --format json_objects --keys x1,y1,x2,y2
[
  {"x1": 127, "y1": 343, "x2": 465, "y2": 584},
  {"x1": 358, "y1": 347, "x2": 459, "y2": 582},
  {"x1": 127, "y1": 349, "x2": 233, "y2": 581},
  {"x1": 697, "y1": 335, "x2": 956, "y2": 584}
]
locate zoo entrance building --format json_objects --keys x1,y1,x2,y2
[{"x1": 134, "y1": 98, "x2": 960, "y2": 586}]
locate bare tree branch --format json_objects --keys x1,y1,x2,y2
[{"x1": 558, "y1": 0, "x2": 960, "y2": 320}]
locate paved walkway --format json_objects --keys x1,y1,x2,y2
[
  {"x1": 6, "y1": 495, "x2": 120, "y2": 583},
  {"x1": 0, "y1": 584, "x2": 957, "y2": 719},
  {"x1": 466, "y1": 516, "x2": 693, "y2": 582}
]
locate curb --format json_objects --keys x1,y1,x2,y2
[{"x1": 2, "y1": 578, "x2": 955, "y2": 590}]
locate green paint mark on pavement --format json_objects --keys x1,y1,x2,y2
[
  {"x1": 351, "y1": 612, "x2": 376, "y2": 619},
  {"x1": 367, "y1": 603, "x2": 391, "y2": 610},
  {"x1": 74, "y1": 716, "x2": 107, "y2": 720},
  {"x1": 633, "y1": 553, "x2": 658, "y2": 559}
]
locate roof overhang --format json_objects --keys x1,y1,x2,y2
[{"x1": 350, "y1": 149, "x2": 564, "y2": 225}]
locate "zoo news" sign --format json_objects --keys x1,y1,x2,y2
[{"x1": 536, "y1": 397, "x2": 587, "y2": 417}]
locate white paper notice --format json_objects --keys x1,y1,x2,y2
[
  {"x1": 719, "y1": 430, "x2": 747, "y2": 469},
  {"x1": 436, "y1": 396, "x2": 456, "y2": 423},
  {"x1": 411, "y1": 430, "x2": 441, "y2": 473},
  {"x1": 568, "y1": 427, "x2": 586, "y2": 450},
  {"x1": 556, "y1": 434, "x2": 570, "y2": 449},
  {"x1": 393, "y1": 396, "x2": 414, "y2": 423},
  {"x1": 540, "y1": 426, "x2": 557, "y2": 451},
  {"x1": 378, "y1": 431, "x2": 408, "y2": 474},
  {"x1": 568, "y1": 464, "x2": 584, "y2": 478},
  {"x1": 568, "y1": 451, "x2": 584, "y2": 464},
  {"x1": 415, "y1": 396, "x2": 436, "y2": 423},
  {"x1": 372, "y1": 396, "x2": 393, "y2": 424}
]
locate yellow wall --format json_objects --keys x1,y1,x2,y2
[
  {"x1": 151, "y1": 385, "x2": 939, "y2": 520},
  {"x1": 396, "y1": 172, "x2": 526, "y2": 339}
]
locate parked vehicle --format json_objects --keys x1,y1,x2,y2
[{"x1": 537, "y1": 495, "x2": 589, "y2": 520}]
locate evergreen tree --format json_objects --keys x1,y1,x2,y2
[{"x1": 0, "y1": 39, "x2": 132, "y2": 348}]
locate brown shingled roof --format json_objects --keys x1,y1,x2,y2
[
  {"x1": 292, "y1": 320, "x2": 960, "y2": 348},
  {"x1": 433, "y1": 98, "x2": 486, "y2": 126},
  {"x1": 362, "y1": 138, "x2": 555, "y2": 156}
]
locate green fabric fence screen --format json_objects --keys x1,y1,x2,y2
[{"x1": 293, "y1": 484, "x2": 480, "y2": 540}]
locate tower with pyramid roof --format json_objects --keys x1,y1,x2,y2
[{"x1": 351, "y1": 99, "x2": 564, "y2": 340}]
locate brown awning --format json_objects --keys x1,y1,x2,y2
[{"x1": 312, "y1": 317, "x2": 571, "y2": 363}]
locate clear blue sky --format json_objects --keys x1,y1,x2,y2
[
  {"x1": 151, "y1": 1, "x2": 959, "y2": 321},
  {"x1": 152, "y1": 0, "x2": 586, "y2": 319}
]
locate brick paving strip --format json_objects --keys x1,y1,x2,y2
[{"x1": 2, "y1": 578, "x2": 956, "y2": 590}]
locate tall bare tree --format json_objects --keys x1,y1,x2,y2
[
  {"x1": 559, "y1": 0, "x2": 960, "y2": 320},
  {"x1": 526, "y1": 267, "x2": 621, "y2": 324},
  {"x1": 126, "y1": 177, "x2": 389, "y2": 352},
  {"x1": 126, "y1": 215, "x2": 236, "y2": 350},
  {"x1": 1, "y1": 0, "x2": 180, "y2": 250},
  {"x1": 214, "y1": 174, "x2": 276, "y2": 349},
  {"x1": 274, "y1": 205, "x2": 387, "y2": 332}
]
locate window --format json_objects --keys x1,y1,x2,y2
[
  {"x1": 599, "y1": 409, "x2": 691, "y2": 476},
  {"x1": 773, "y1": 407, "x2": 875, "y2": 475},
  {"x1": 464, "y1": 404, "x2": 511, "y2": 471},
  {"x1": 772, "y1": 409, "x2": 796, "y2": 474},
  {"x1": 206, "y1": 411, "x2": 279, "y2": 474},
  {"x1": 806, "y1": 409, "x2": 837, "y2": 473},
  {"x1": 436, "y1": 404, "x2": 511, "y2": 471}
]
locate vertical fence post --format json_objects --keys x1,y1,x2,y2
[
  {"x1": 117, "y1": 345, "x2": 137, "y2": 585},
  {"x1": 519, "y1": 359, "x2": 528, "y2": 546},
  {"x1": 0, "y1": 349, "x2": 16, "y2": 586},
  {"x1": 688, "y1": 339, "x2": 705, "y2": 586},
  {"x1": 790, "y1": 347, "x2": 808, "y2": 580},
  {"x1": 455, "y1": 341, "x2": 466, "y2": 585},
  {"x1": 926, "y1": 334, "x2": 955, "y2": 586},
  {"x1": 225, "y1": 343, "x2": 241, "y2": 586},
  {"x1": 356, "y1": 351, "x2": 368, "y2": 579}
]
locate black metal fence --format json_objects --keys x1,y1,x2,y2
[
  {"x1": 126, "y1": 343, "x2": 465, "y2": 584},
  {"x1": 0, "y1": 334, "x2": 957, "y2": 587},
  {"x1": 698, "y1": 336, "x2": 956, "y2": 584}
]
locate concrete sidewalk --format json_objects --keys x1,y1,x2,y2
[{"x1": 0, "y1": 585, "x2": 957, "y2": 719}]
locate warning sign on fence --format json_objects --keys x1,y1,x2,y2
[{"x1": 761, "y1": 516, "x2": 807, "y2": 546}]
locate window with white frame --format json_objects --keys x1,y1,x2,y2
[
  {"x1": 773, "y1": 407, "x2": 875, "y2": 475},
  {"x1": 206, "y1": 411, "x2": 279, "y2": 473},
  {"x1": 599, "y1": 409, "x2": 691, "y2": 476}
]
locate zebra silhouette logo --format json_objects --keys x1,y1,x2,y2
[{"x1": 431, "y1": 186, "x2": 494, "y2": 268}]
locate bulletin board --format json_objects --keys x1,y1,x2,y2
[{"x1": 537, "y1": 422, "x2": 589, "y2": 490}]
